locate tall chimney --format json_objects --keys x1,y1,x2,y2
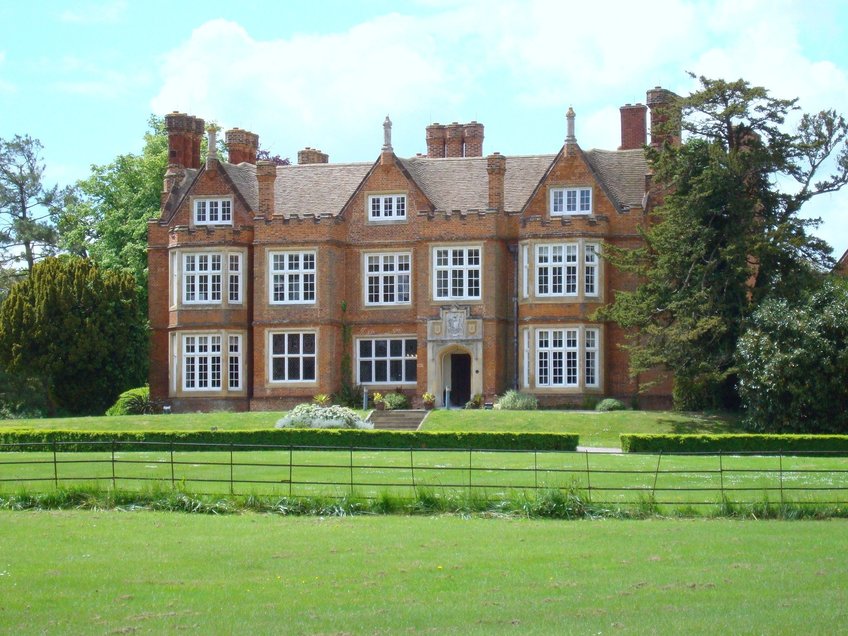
[
  {"x1": 256, "y1": 160, "x2": 276, "y2": 219},
  {"x1": 463, "y1": 122, "x2": 484, "y2": 157},
  {"x1": 647, "y1": 87, "x2": 681, "y2": 147},
  {"x1": 486, "y1": 152, "x2": 506, "y2": 211},
  {"x1": 166, "y1": 112, "x2": 205, "y2": 169},
  {"x1": 619, "y1": 103, "x2": 648, "y2": 150},
  {"x1": 445, "y1": 122, "x2": 464, "y2": 158},
  {"x1": 426, "y1": 123, "x2": 446, "y2": 158},
  {"x1": 297, "y1": 147, "x2": 329, "y2": 164},
  {"x1": 226, "y1": 128, "x2": 259, "y2": 165}
]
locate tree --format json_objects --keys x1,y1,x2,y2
[
  {"x1": 600, "y1": 75, "x2": 848, "y2": 410},
  {"x1": 0, "y1": 135, "x2": 62, "y2": 273},
  {"x1": 0, "y1": 256, "x2": 147, "y2": 415},
  {"x1": 57, "y1": 116, "x2": 169, "y2": 304},
  {"x1": 737, "y1": 278, "x2": 848, "y2": 433}
]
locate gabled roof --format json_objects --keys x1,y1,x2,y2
[
  {"x1": 401, "y1": 157, "x2": 489, "y2": 211},
  {"x1": 584, "y1": 149, "x2": 649, "y2": 209},
  {"x1": 274, "y1": 162, "x2": 373, "y2": 217},
  {"x1": 222, "y1": 162, "x2": 258, "y2": 211}
]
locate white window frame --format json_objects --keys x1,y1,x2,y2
[
  {"x1": 356, "y1": 337, "x2": 418, "y2": 385},
  {"x1": 194, "y1": 197, "x2": 233, "y2": 225},
  {"x1": 365, "y1": 252, "x2": 411, "y2": 306},
  {"x1": 433, "y1": 246, "x2": 482, "y2": 301},
  {"x1": 368, "y1": 194, "x2": 407, "y2": 221},
  {"x1": 534, "y1": 242, "x2": 599, "y2": 298},
  {"x1": 181, "y1": 251, "x2": 242, "y2": 305},
  {"x1": 550, "y1": 187, "x2": 592, "y2": 216},
  {"x1": 534, "y1": 327, "x2": 600, "y2": 389},
  {"x1": 268, "y1": 331, "x2": 317, "y2": 383},
  {"x1": 269, "y1": 251, "x2": 317, "y2": 305},
  {"x1": 182, "y1": 334, "x2": 223, "y2": 391}
]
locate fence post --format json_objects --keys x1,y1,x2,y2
[
  {"x1": 288, "y1": 445, "x2": 293, "y2": 498},
  {"x1": 229, "y1": 443, "x2": 234, "y2": 496},
  {"x1": 410, "y1": 447, "x2": 416, "y2": 492},
  {"x1": 468, "y1": 447, "x2": 473, "y2": 495},
  {"x1": 779, "y1": 452, "x2": 784, "y2": 505},
  {"x1": 585, "y1": 450, "x2": 592, "y2": 502},
  {"x1": 652, "y1": 451, "x2": 662, "y2": 500},
  {"x1": 534, "y1": 449, "x2": 538, "y2": 491},
  {"x1": 53, "y1": 439, "x2": 58, "y2": 488},
  {"x1": 170, "y1": 441, "x2": 175, "y2": 488},
  {"x1": 349, "y1": 445, "x2": 354, "y2": 495},
  {"x1": 719, "y1": 451, "x2": 724, "y2": 502},
  {"x1": 111, "y1": 439, "x2": 116, "y2": 490}
]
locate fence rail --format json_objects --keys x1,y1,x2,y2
[{"x1": 1, "y1": 440, "x2": 847, "y2": 507}]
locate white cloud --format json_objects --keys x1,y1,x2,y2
[{"x1": 59, "y1": 0, "x2": 126, "y2": 24}]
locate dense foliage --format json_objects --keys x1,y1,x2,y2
[
  {"x1": 621, "y1": 433, "x2": 848, "y2": 454},
  {"x1": 601, "y1": 75, "x2": 848, "y2": 410},
  {"x1": 106, "y1": 386, "x2": 157, "y2": 416},
  {"x1": 0, "y1": 257, "x2": 147, "y2": 415},
  {"x1": 494, "y1": 390, "x2": 538, "y2": 410},
  {"x1": 595, "y1": 398, "x2": 627, "y2": 412},
  {"x1": 737, "y1": 279, "x2": 848, "y2": 433},
  {"x1": 276, "y1": 403, "x2": 371, "y2": 429}
]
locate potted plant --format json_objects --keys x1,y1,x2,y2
[
  {"x1": 372, "y1": 392, "x2": 385, "y2": 410},
  {"x1": 422, "y1": 392, "x2": 436, "y2": 410}
]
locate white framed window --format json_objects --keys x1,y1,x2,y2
[
  {"x1": 269, "y1": 332, "x2": 317, "y2": 383},
  {"x1": 368, "y1": 194, "x2": 407, "y2": 221},
  {"x1": 182, "y1": 252, "x2": 241, "y2": 305},
  {"x1": 194, "y1": 198, "x2": 233, "y2": 225},
  {"x1": 365, "y1": 253, "x2": 411, "y2": 305},
  {"x1": 534, "y1": 242, "x2": 598, "y2": 298},
  {"x1": 433, "y1": 246, "x2": 481, "y2": 300},
  {"x1": 183, "y1": 334, "x2": 222, "y2": 391},
  {"x1": 550, "y1": 187, "x2": 592, "y2": 216},
  {"x1": 535, "y1": 327, "x2": 600, "y2": 389},
  {"x1": 269, "y1": 251, "x2": 316, "y2": 304},
  {"x1": 357, "y1": 337, "x2": 417, "y2": 384}
]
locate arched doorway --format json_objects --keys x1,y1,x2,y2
[{"x1": 439, "y1": 346, "x2": 473, "y2": 408}]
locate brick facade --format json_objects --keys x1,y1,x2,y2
[{"x1": 149, "y1": 92, "x2": 674, "y2": 412}]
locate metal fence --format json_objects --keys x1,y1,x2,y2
[{"x1": 1, "y1": 440, "x2": 847, "y2": 507}]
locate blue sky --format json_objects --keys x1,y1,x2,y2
[{"x1": 2, "y1": 0, "x2": 847, "y2": 255}]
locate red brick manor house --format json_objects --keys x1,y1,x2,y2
[{"x1": 148, "y1": 88, "x2": 676, "y2": 411}]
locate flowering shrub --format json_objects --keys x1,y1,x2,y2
[
  {"x1": 381, "y1": 392, "x2": 409, "y2": 410},
  {"x1": 275, "y1": 403, "x2": 372, "y2": 429},
  {"x1": 493, "y1": 390, "x2": 538, "y2": 410}
]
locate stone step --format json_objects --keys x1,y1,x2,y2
[{"x1": 368, "y1": 409, "x2": 429, "y2": 431}]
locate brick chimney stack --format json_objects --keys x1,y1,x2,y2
[
  {"x1": 486, "y1": 152, "x2": 507, "y2": 211},
  {"x1": 297, "y1": 147, "x2": 329, "y2": 164},
  {"x1": 463, "y1": 122, "x2": 484, "y2": 157},
  {"x1": 647, "y1": 87, "x2": 681, "y2": 147},
  {"x1": 426, "y1": 124, "x2": 446, "y2": 158},
  {"x1": 445, "y1": 123, "x2": 464, "y2": 158},
  {"x1": 256, "y1": 160, "x2": 276, "y2": 219},
  {"x1": 166, "y1": 112, "x2": 204, "y2": 169},
  {"x1": 619, "y1": 103, "x2": 648, "y2": 150},
  {"x1": 226, "y1": 128, "x2": 259, "y2": 165}
]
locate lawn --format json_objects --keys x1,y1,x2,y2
[
  {"x1": 0, "y1": 409, "x2": 742, "y2": 447},
  {"x1": 0, "y1": 511, "x2": 846, "y2": 634}
]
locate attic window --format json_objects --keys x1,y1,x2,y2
[
  {"x1": 550, "y1": 187, "x2": 592, "y2": 216},
  {"x1": 368, "y1": 194, "x2": 406, "y2": 221},
  {"x1": 194, "y1": 198, "x2": 233, "y2": 225}
]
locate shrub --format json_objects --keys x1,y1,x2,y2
[
  {"x1": 620, "y1": 433, "x2": 848, "y2": 454},
  {"x1": 381, "y1": 392, "x2": 409, "y2": 410},
  {"x1": 106, "y1": 387, "x2": 157, "y2": 416},
  {"x1": 312, "y1": 394, "x2": 332, "y2": 407},
  {"x1": 333, "y1": 383, "x2": 363, "y2": 409},
  {"x1": 464, "y1": 393, "x2": 483, "y2": 409},
  {"x1": 595, "y1": 398, "x2": 627, "y2": 412},
  {"x1": 275, "y1": 404, "x2": 371, "y2": 429},
  {"x1": 494, "y1": 390, "x2": 538, "y2": 410}
]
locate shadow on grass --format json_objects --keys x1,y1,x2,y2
[{"x1": 659, "y1": 412, "x2": 746, "y2": 436}]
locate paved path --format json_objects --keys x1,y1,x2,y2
[{"x1": 576, "y1": 446, "x2": 621, "y2": 453}]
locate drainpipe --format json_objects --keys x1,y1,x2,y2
[{"x1": 508, "y1": 243, "x2": 519, "y2": 389}]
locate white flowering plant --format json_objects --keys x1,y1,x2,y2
[{"x1": 275, "y1": 403, "x2": 372, "y2": 429}]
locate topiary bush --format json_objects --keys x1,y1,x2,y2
[
  {"x1": 275, "y1": 404, "x2": 372, "y2": 429},
  {"x1": 106, "y1": 387, "x2": 157, "y2": 416},
  {"x1": 381, "y1": 392, "x2": 409, "y2": 410},
  {"x1": 595, "y1": 398, "x2": 627, "y2": 412},
  {"x1": 494, "y1": 390, "x2": 538, "y2": 410}
]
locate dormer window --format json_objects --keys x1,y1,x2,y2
[
  {"x1": 550, "y1": 187, "x2": 592, "y2": 216},
  {"x1": 194, "y1": 197, "x2": 233, "y2": 225},
  {"x1": 368, "y1": 194, "x2": 406, "y2": 221}
]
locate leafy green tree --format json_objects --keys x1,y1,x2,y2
[
  {"x1": 601, "y1": 75, "x2": 848, "y2": 410},
  {"x1": 737, "y1": 278, "x2": 848, "y2": 433},
  {"x1": 0, "y1": 134, "x2": 62, "y2": 273},
  {"x1": 57, "y1": 116, "x2": 169, "y2": 304},
  {"x1": 0, "y1": 256, "x2": 147, "y2": 415}
]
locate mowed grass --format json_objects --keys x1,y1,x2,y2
[
  {"x1": 423, "y1": 409, "x2": 742, "y2": 447},
  {"x1": 0, "y1": 511, "x2": 846, "y2": 634},
  {"x1": 0, "y1": 409, "x2": 741, "y2": 447}
]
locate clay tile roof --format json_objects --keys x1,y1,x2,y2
[
  {"x1": 583, "y1": 148, "x2": 649, "y2": 209},
  {"x1": 221, "y1": 162, "x2": 258, "y2": 210},
  {"x1": 400, "y1": 157, "x2": 489, "y2": 211},
  {"x1": 274, "y1": 162, "x2": 373, "y2": 216},
  {"x1": 503, "y1": 155, "x2": 557, "y2": 212}
]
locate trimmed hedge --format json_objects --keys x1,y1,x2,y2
[
  {"x1": 0, "y1": 428, "x2": 579, "y2": 453},
  {"x1": 621, "y1": 433, "x2": 848, "y2": 454}
]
